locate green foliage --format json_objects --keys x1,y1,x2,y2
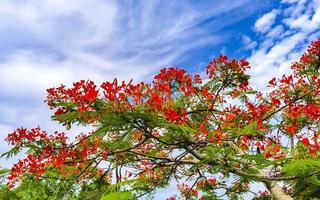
[
  {"x1": 199, "y1": 193, "x2": 223, "y2": 200},
  {"x1": 0, "y1": 175, "x2": 117, "y2": 200},
  {"x1": 240, "y1": 154, "x2": 274, "y2": 169},
  {"x1": 52, "y1": 111, "x2": 86, "y2": 129},
  {"x1": 240, "y1": 122, "x2": 262, "y2": 136},
  {"x1": 100, "y1": 191, "x2": 135, "y2": 200},
  {"x1": 282, "y1": 159, "x2": 320, "y2": 176},
  {"x1": 281, "y1": 159, "x2": 320, "y2": 199},
  {"x1": 1, "y1": 147, "x2": 21, "y2": 159},
  {"x1": 0, "y1": 176, "x2": 77, "y2": 200},
  {"x1": 0, "y1": 169, "x2": 10, "y2": 175},
  {"x1": 76, "y1": 181, "x2": 109, "y2": 200},
  {"x1": 252, "y1": 195, "x2": 273, "y2": 200}
]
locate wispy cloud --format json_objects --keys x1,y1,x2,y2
[
  {"x1": 0, "y1": 0, "x2": 259, "y2": 99},
  {"x1": 242, "y1": 35, "x2": 257, "y2": 50},
  {"x1": 0, "y1": 0, "x2": 266, "y2": 168},
  {"x1": 248, "y1": 0, "x2": 320, "y2": 90},
  {"x1": 254, "y1": 9, "x2": 279, "y2": 33}
]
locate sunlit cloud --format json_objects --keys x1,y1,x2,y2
[{"x1": 248, "y1": 0, "x2": 320, "y2": 90}]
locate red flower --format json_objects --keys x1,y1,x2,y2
[
  {"x1": 286, "y1": 126, "x2": 296, "y2": 134},
  {"x1": 164, "y1": 108, "x2": 180, "y2": 122},
  {"x1": 200, "y1": 121, "x2": 209, "y2": 135},
  {"x1": 280, "y1": 75, "x2": 293, "y2": 85},
  {"x1": 271, "y1": 98, "x2": 281, "y2": 107},
  {"x1": 101, "y1": 151, "x2": 109, "y2": 159},
  {"x1": 194, "y1": 74, "x2": 202, "y2": 84},
  {"x1": 301, "y1": 138, "x2": 310, "y2": 146},
  {"x1": 265, "y1": 152, "x2": 272, "y2": 158},
  {"x1": 268, "y1": 77, "x2": 276, "y2": 86}
]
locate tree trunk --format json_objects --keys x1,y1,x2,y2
[{"x1": 266, "y1": 182, "x2": 293, "y2": 200}]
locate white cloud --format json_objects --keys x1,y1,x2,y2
[
  {"x1": 254, "y1": 9, "x2": 279, "y2": 33},
  {"x1": 0, "y1": 123, "x2": 17, "y2": 168},
  {"x1": 242, "y1": 35, "x2": 257, "y2": 49},
  {"x1": 281, "y1": 0, "x2": 309, "y2": 5},
  {"x1": 266, "y1": 25, "x2": 284, "y2": 39},
  {"x1": 0, "y1": 49, "x2": 168, "y2": 99},
  {"x1": 283, "y1": 0, "x2": 320, "y2": 31},
  {"x1": 267, "y1": 32, "x2": 304, "y2": 61},
  {"x1": 0, "y1": 0, "x2": 253, "y2": 102},
  {"x1": 0, "y1": 0, "x2": 118, "y2": 47},
  {"x1": 248, "y1": 0, "x2": 320, "y2": 91},
  {"x1": 0, "y1": 0, "x2": 260, "y2": 165}
]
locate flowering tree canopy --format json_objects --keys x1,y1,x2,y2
[{"x1": 2, "y1": 39, "x2": 320, "y2": 200}]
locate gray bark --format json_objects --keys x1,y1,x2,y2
[{"x1": 266, "y1": 181, "x2": 293, "y2": 200}]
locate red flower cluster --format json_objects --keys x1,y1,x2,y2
[
  {"x1": 264, "y1": 144, "x2": 284, "y2": 160},
  {"x1": 6, "y1": 127, "x2": 47, "y2": 146},
  {"x1": 5, "y1": 127, "x2": 107, "y2": 187},
  {"x1": 7, "y1": 154, "x2": 46, "y2": 188},
  {"x1": 164, "y1": 107, "x2": 187, "y2": 124},
  {"x1": 45, "y1": 68, "x2": 203, "y2": 126},
  {"x1": 47, "y1": 80, "x2": 98, "y2": 114},
  {"x1": 197, "y1": 178, "x2": 217, "y2": 189},
  {"x1": 6, "y1": 127, "x2": 67, "y2": 146},
  {"x1": 154, "y1": 67, "x2": 197, "y2": 97},
  {"x1": 101, "y1": 78, "x2": 146, "y2": 104},
  {"x1": 300, "y1": 132, "x2": 320, "y2": 154},
  {"x1": 292, "y1": 39, "x2": 320, "y2": 75},
  {"x1": 206, "y1": 55, "x2": 251, "y2": 96},
  {"x1": 177, "y1": 183, "x2": 198, "y2": 198},
  {"x1": 288, "y1": 104, "x2": 320, "y2": 122},
  {"x1": 206, "y1": 55, "x2": 250, "y2": 78},
  {"x1": 246, "y1": 102, "x2": 268, "y2": 119}
]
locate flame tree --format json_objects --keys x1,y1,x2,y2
[{"x1": 2, "y1": 39, "x2": 320, "y2": 200}]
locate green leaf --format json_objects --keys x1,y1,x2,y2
[
  {"x1": 52, "y1": 112, "x2": 83, "y2": 129},
  {"x1": 282, "y1": 159, "x2": 320, "y2": 176},
  {"x1": 240, "y1": 154, "x2": 273, "y2": 168},
  {"x1": 1, "y1": 147, "x2": 21, "y2": 159},
  {"x1": 0, "y1": 169, "x2": 9, "y2": 175},
  {"x1": 100, "y1": 191, "x2": 134, "y2": 200},
  {"x1": 305, "y1": 175, "x2": 320, "y2": 186},
  {"x1": 91, "y1": 126, "x2": 108, "y2": 138},
  {"x1": 54, "y1": 101, "x2": 77, "y2": 108},
  {"x1": 240, "y1": 121, "x2": 263, "y2": 136}
]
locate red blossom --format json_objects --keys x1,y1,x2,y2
[
  {"x1": 268, "y1": 77, "x2": 276, "y2": 86},
  {"x1": 301, "y1": 138, "x2": 311, "y2": 146}
]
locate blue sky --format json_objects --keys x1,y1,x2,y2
[{"x1": 0, "y1": 0, "x2": 319, "y2": 197}]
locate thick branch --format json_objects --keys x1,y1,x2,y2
[{"x1": 266, "y1": 182, "x2": 293, "y2": 200}]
